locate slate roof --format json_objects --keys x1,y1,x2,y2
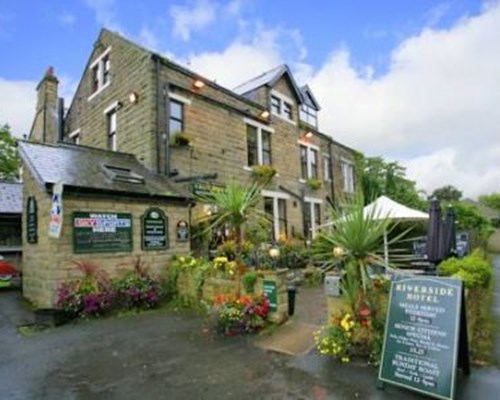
[
  {"x1": 233, "y1": 64, "x2": 304, "y2": 103},
  {"x1": 0, "y1": 181, "x2": 22, "y2": 214},
  {"x1": 18, "y1": 141, "x2": 190, "y2": 202},
  {"x1": 300, "y1": 85, "x2": 321, "y2": 111}
]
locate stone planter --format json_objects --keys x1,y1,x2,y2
[
  {"x1": 255, "y1": 268, "x2": 289, "y2": 324},
  {"x1": 202, "y1": 276, "x2": 239, "y2": 302}
]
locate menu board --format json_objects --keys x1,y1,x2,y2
[
  {"x1": 73, "y1": 212, "x2": 133, "y2": 253},
  {"x1": 141, "y1": 208, "x2": 168, "y2": 250},
  {"x1": 379, "y1": 276, "x2": 469, "y2": 400}
]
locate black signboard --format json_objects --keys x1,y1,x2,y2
[
  {"x1": 379, "y1": 276, "x2": 469, "y2": 400},
  {"x1": 73, "y1": 212, "x2": 133, "y2": 254},
  {"x1": 263, "y1": 280, "x2": 277, "y2": 312},
  {"x1": 141, "y1": 208, "x2": 168, "y2": 250},
  {"x1": 26, "y1": 196, "x2": 38, "y2": 244}
]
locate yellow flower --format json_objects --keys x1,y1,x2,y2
[{"x1": 341, "y1": 356, "x2": 350, "y2": 363}]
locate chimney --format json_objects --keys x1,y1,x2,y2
[{"x1": 29, "y1": 67, "x2": 60, "y2": 143}]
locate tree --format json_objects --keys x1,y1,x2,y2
[
  {"x1": 196, "y1": 180, "x2": 267, "y2": 256},
  {"x1": 431, "y1": 185, "x2": 462, "y2": 203},
  {"x1": 0, "y1": 124, "x2": 20, "y2": 181},
  {"x1": 479, "y1": 193, "x2": 500, "y2": 211},
  {"x1": 360, "y1": 156, "x2": 425, "y2": 210}
]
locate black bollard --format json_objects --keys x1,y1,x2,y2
[{"x1": 287, "y1": 285, "x2": 297, "y2": 316}]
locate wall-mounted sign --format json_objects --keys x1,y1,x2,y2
[
  {"x1": 176, "y1": 220, "x2": 189, "y2": 242},
  {"x1": 73, "y1": 212, "x2": 133, "y2": 254},
  {"x1": 378, "y1": 276, "x2": 470, "y2": 400},
  {"x1": 48, "y1": 182, "x2": 64, "y2": 238},
  {"x1": 263, "y1": 280, "x2": 278, "y2": 312},
  {"x1": 141, "y1": 208, "x2": 168, "y2": 250},
  {"x1": 26, "y1": 196, "x2": 38, "y2": 244}
]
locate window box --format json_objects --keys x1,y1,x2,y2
[
  {"x1": 170, "y1": 132, "x2": 192, "y2": 147},
  {"x1": 252, "y1": 165, "x2": 277, "y2": 184},
  {"x1": 306, "y1": 178, "x2": 322, "y2": 191}
]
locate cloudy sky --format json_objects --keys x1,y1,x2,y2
[{"x1": 1, "y1": 0, "x2": 499, "y2": 198}]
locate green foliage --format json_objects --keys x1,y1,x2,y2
[
  {"x1": 196, "y1": 180, "x2": 268, "y2": 253},
  {"x1": 242, "y1": 271, "x2": 258, "y2": 293},
  {"x1": 479, "y1": 193, "x2": 500, "y2": 211},
  {"x1": 0, "y1": 124, "x2": 20, "y2": 181},
  {"x1": 170, "y1": 131, "x2": 191, "y2": 146},
  {"x1": 251, "y1": 164, "x2": 276, "y2": 185},
  {"x1": 306, "y1": 177, "x2": 322, "y2": 190},
  {"x1": 302, "y1": 267, "x2": 323, "y2": 287},
  {"x1": 431, "y1": 185, "x2": 462, "y2": 202},
  {"x1": 438, "y1": 249, "x2": 492, "y2": 288},
  {"x1": 359, "y1": 156, "x2": 425, "y2": 209}
]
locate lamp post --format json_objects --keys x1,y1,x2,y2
[{"x1": 269, "y1": 244, "x2": 280, "y2": 270}]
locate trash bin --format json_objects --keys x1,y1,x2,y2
[
  {"x1": 324, "y1": 273, "x2": 341, "y2": 297},
  {"x1": 287, "y1": 285, "x2": 297, "y2": 316}
]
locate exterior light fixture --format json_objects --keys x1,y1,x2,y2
[
  {"x1": 305, "y1": 131, "x2": 313, "y2": 139},
  {"x1": 259, "y1": 110, "x2": 270, "y2": 119},
  {"x1": 129, "y1": 92, "x2": 139, "y2": 104},
  {"x1": 193, "y1": 79, "x2": 205, "y2": 89},
  {"x1": 269, "y1": 243, "x2": 280, "y2": 269}
]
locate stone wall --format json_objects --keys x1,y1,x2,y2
[{"x1": 22, "y1": 168, "x2": 190, "y2": 308}]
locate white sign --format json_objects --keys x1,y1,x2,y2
[{"x1": 48, "y1": 182, "x2": 63, "y2": 238}]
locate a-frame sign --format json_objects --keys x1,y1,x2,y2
[{"x1": 378, "y1": 276, "x2": 470, "y2": 400}]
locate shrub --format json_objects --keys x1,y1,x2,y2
[
  {"x1": 438, "y1": 249, "x2": 492, "y2": 288},
  {"x1": 242, "y1": 271, "x2": 258, "y2": 293},
  {"x1": 306, "y1": 178, "x2": 322, "y2": 190}
]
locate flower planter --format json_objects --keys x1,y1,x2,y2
[{"x1": 202, "y1": 276, "x2": 239, "y2": 302}]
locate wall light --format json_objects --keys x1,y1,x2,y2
[
  {"x1": 129, "y1": 92, "x2": 139, "y2": 104},
  {"x1": 193, "y1": 79, "x2": 205, "y2": 89},
  {"x1": 259, "y1": 110, "x2": 270, "y2": 119},
  {"x1": 305, "y1": 131, "x2": 313, "y2": 139}
]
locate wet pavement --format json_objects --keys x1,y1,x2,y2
[{"x1": 0, "y1": 256, "x2": 499, "y2": 400}]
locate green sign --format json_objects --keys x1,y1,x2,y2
[
  {"x1": 141, "y1": 208, "x2": 168, "y2": 250},
  {"x1": 73, "y1": 212, "x2": 133, "y2": 254},
  {"x1": 379, "y1": 276, "x2": 469, "y2": 400},
  {"x1": 263, "y1": 280, "x2": 277, "y2": 312},
  {"x1": 26, "y1": 196, "x2": 38, "y2": 244}
]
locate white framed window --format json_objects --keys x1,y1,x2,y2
[
  {"x1": 245, "y1": 118, "x2": 274, "y2": 167},
  {"x1": 298, "y1": 141, "x2": 319, "y2": 180},
  {"x1": 270, "y1": 90, "x2": 296, "y2": 124},
  {"x1": 323, "y1": 154, "x2": 332, "y2": 181},
  {"x1": 341, "y1": 159, "x2": 355, "y2": 193},
  {"x1": 104, "y1": 104, "x2": 118, "y2": 151},
  {"x1": 68, "y1": 129, "x2": 81, "y2": 145},
  {"x1": 299, "y1": 104, "x2": 318, "y2": 128},
  {"x1": 88, "y1": 46, "x2": 112, "y2": 101},
  {"x1": 262, "y1": 190, "x2": 289, "y2": 241},
  {"x1": 304, "y1": 197, "x2": 322, "y2": 239}
]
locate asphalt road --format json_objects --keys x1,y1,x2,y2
[{"x1": 1, "y1": 255, "x2": 499, "y2": 400}]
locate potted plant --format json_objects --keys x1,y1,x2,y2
[
  {"x1": 171, "y1": 131, "x2": 192, "y2": 147},
  {"x1": 251, "y1": 165, "x2": 277, "y2": 184},
  {"x1": 306, "y1": 178, "x2": 322, "y2": 190}
]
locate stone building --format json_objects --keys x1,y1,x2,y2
[
  {"x1": 20, "y1": 28, "x2": 359, "y2": 307},
  {"x1": 63, "y1": 28, "x2": 358, "y2": 242}
]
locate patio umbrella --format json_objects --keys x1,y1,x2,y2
[
  {"x1": 426, "y1": 198, "x2": 444, "y2": 264},
  {"x1": 442, "y1": 206, "x2": 457, "y2": 258}
]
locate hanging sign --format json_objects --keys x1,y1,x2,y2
[
  {"x1": 48, "y1": 182, "x2": 64, "y2": 238},
  {"x1": 378, "y1": 276, "x2": 470, "y2": 400},
  {"x1": 141, "y1": 208, "x2": 168, "y2": 250},
  {"x1": 73, "y1": 212, "x2": 133, "y2": 253},
  {"x1": 26, "y1": 196, "x2": 38, "y2": 244}
]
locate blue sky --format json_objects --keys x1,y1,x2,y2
[{"x1": 1, "y1": 0, "x2": 499, "y2": 198}]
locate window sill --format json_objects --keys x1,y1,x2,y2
[
  {"x1": 88, "y1": 81, "x2": 111, "y2": 102},
  {"x1": 271, "y1": 112, "x2": 297, "y2": 125}
]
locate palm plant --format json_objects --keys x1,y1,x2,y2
[{"x1": 196, "y1": 180, "x2": 268, "y2": 256}]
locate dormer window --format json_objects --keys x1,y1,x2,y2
[
  {"x1": 300, "y1": 104, "x2": 318, "y2": 128},
  {"x1": 270, "y1": 90, "x2": 295, "y2": 124},
  {"x1": 88, "y1": 46, "x2": 111, "y2": 101},
  {"x1": 103, "y1": 165, "x2": 144, "y2": 184}
]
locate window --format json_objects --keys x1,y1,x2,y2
[
  {"x1": 304, "y1": 198, "x2": 322, "y2": 240},
  {"x1": 341, "y1": 160, "x2": 355, "y2": 193},
  {"x1": 245, "y1": 119, "x2": 273, "y2": 166},
  {"x1": 169, "y1": 99, "x2": 184, "y2": 137},
  {"x1": 103, "y1": 165, "x2": 144, "y2": 184},
  {"x1": 299, "y1": 142, "x2": 320, "y2": 180},
  {"x1": 263, "y1": 190, "x2": 289, "y2": 241},
  {"x1": 323, "y1": 154, "x2": 332, "y2": 181},
  {"x1": 299, "y1": 105, "x2": 318, "y2": 128},
  {"x1": 270, "y1": 90, "x2": 294, "y2": 123},
  {"x1": 88, "y1": 47, "x2": 111, "y2": 100},
  {"x1": 69, "y1": 129, "x2": 80, "y2": 145},
  {"x1": 107, "y1": 109, "x2": 117, "y2": 151}
]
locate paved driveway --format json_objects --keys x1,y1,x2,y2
[{"x1": 1, "y1": 257, "x2": 500, "y2": 400}]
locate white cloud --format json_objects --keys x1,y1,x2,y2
[
  {"x1": 58, "y1": 12, "x2": 76, "y2": 27},
  {"x1": 170, "y1": 0, "x2": 216, "y2": 41},
  {"x1": 138, "y1": 26, "x2": 160, "y2": 52},
  {"x1": 85, "y1": 0, "x2": 123, "y2": 33},
  {"x1": 0, "y1": 78, "x2": 36, "y2": 138},
  {"x1": 302, "y1": 3, "x2": 500, "y2": 198}
]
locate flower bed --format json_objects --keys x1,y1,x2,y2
[{"x1": 213, "y1": 293, "x2": 270, "y2": 336}]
